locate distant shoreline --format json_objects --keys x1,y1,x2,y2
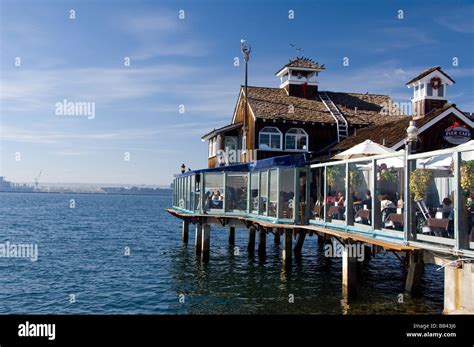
[{"x1": 0, "y1": 191, "x2": 172, "y2": 196}]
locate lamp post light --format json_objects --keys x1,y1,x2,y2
[{"x1": 406, "y1": 120, "x2": 419, "y2": 154}]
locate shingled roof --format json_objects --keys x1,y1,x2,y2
[
  {"x1": 406, "y1": 66, "x2": 455, "y2": 85},
  {"x1": 329, "y1": 103, "x2": 455, "y2": 152},
  {"x1": 245, "y1": 86, "x2": 405, "y2": 126}
]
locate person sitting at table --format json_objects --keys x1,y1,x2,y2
[
  {"x1": 326, "y1": 191, "x2": 335, "y2": 205},
  {"x1": 380, "y1": 194, "x2": 396, "y2": 211},
  {"x1": 354, "y1": 190, "x2": 372, "y2": 210},
  {"x1": 212, "y1": 190, "x2": 223, "y2": 201},
  {"x1": 336, "y1": 192, "x2": 345, "y2": 220},
  {"x1": 438, "y1": 197, "x2": 454, "y2": 220}
]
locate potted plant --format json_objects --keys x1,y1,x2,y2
[{"x1": 409, "y1": 169, "x2": 432, "y2": 201}]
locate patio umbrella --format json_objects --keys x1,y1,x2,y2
[
  {"x1": 418, "y1": 140, "x2": 474, "y2": 169},
  {"x1": 333, "y1": 140, "x2": 396, "y2": 160},
  {"x1": 459, "y1": 140, "x2": 474, "y2": 160}
]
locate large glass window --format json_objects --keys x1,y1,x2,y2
[
  {"x1": 377, "y1": 156, "x2": 404, "y2": 231},
  {"x1": 268, "y1": 169, "x2": 278, "y2": 217},
  {"x1": 225, "y1": 173, "x2": 248, "y2": 213},
  {"x1": 279, "y1": 168, "x2": 295, "y2": 220},
  {"x1": 350, "y1": 161, "x2": 373, "y2": 227},
  {"x1": 250, "y1": 172, "x2": 259, "y2": 214},
  {"x1": 194, "y1": 174, "x2": 201, "y2": 211},
  {"x1": 412, "y1": 153, "x2": 455, "y2": 242},
  {"x1": 461, "y1": 150, "x2": 474, "y2": 250},
  {"x1": 285, "y1": 128, "x2": 308, "y2": 151},
  {"x1": 326, "y1": 164, "x2": 346, "y2": 222},
  {"x1": 259, "y1": 171, "x2": 268, "y2": 215},
  {"x1": 203, "y1": 173, "x2": 224, "y2": 212},
  {"x1": 259, "y1": 127, "x2": 282, "y2": 150},
  {"x1": 310, "y1": 167, "x2": 324, "y2": 220}
]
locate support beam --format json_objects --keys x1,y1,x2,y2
[
  {"x1": 444, "y1": 262, "x2": 474, "y2": 314},
  {"x1": 293, "y1": 230, "x2": 306, "y2": 256},
  {"x1": 342, "y1": 242, "x2": 358, "y2": 301},
  {"x1": 228, "y1": 227, "x2": 235, "y2": 246},
  {"x1": 201, "y1": 224, "x2": 210, "y2": 261},
  {"x1": 182, "y1": 220, "x2": 189, "y2": 243},
  {"x1": 258, "y1": 229, "x2": 266, "y2": 257},
  {"x1": 248, "y1": 227, "x2": 256, "y2": 255},
  {"x1": 405, "y1": 251, "x2": 424, "y2": 294},
  {"x1": 195, "y1": 224, "x2": 202, "y2": 255},
  {"x1": 282, "y1": 229, "x2": 292, "y2": 267}
]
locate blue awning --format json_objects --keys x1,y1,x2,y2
[{"x1": 174, "y1": 154, "x2": 308, "y2": 178}]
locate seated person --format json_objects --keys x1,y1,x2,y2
[
  {"x1": 380, "y1": 194, "x2": 396, "y2": 211},
  {"x1": 438, "y1": 197, "x2": 454, "y2": 220},
  {"x1": 354, "y1": 190, "x2": 372, "y2": 210}
]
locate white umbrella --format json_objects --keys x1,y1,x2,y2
[
  {"x1": 418, "y1": 140, "x2": 474, "y2": 169},
  {"x1": 418, "y1": 154, "x2": 452, "y2": 170},
  {"x1": 333, "y1": 140, "x2": 396, "y2": 160},
  {"x1": 459, "y1": 140, "x2": 474, "y2": 160}
]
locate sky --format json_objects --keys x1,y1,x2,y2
[{"x1": 0, "y1": 0, "x2": 473, "y2": 186}]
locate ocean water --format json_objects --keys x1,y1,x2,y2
[{"x1": 0, "y1": 192, "x2": 443, "y2": 314}]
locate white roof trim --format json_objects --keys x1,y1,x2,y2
[
  {"x1": 408, "y1": 70, "x2": 455, "y2": 88},
  {"x1": 231, "y1": 88, "x2": 256, "y2": 124},
  {"x1": 390, "y1": 106, "x2": 474, "y2": 150}
]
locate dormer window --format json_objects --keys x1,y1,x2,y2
[
  {"x1": 285, "y1": 128, "x2": 308, "y2": 151},
  {"x1": 259, "y1": 127, "x2": 282, "y2": 150}
]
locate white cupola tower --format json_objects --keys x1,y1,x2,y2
[{"x1": 406, "y1": 66, "x2": 455, "y2": 117}]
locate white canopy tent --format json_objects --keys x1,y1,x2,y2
[{"x1": 333, "y1": 140, "x2": 396, "y2": 160}]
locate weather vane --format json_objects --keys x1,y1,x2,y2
[{"x1": 240, "y1": 39, "x2": 251, "y2": 62}]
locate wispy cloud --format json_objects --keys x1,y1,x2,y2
[
  {"x1": 370, "y1": 27, "x2": 437, "y2": 53},
  {"x1": 435, "y1": 6, "x2": 474, "y2": 33},
  {"x1": 117, "y1": 10, "x2": 209, "y2": 60}
]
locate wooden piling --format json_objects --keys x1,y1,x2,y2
[
  {"x1": 282, "y1": 229, "x2": 292, "y2": 267},
  {"x1": 293, "y1": 229, "x2": 306, "y2": 256},
  {"x1": 342, "y1": 241, "x2": 358, "y2": 301},
  {"x1": 274, "y1": 228, "x2": 281, "y2": 246},
  {"x1": 258, "y1": 229, "x2": 266, "y2": 257},
  {"x1": 201, "y1": 224, "x2": 210, "y2": 261},
  {"x1": 182, "y1": 220, "x2": 189, "y2": 243},
  {"x1": 228, "y1": 227, "x2": 236, "y2": 246},
  {"x1": 405, "y1": 251, "x2": 424, "y2": 294},
  {"x1": 248, "y1": 227, "x2": 256, "y2": 255},
  {"x1": 195, "y1": 224, "x2": 202, "y2": 255}
]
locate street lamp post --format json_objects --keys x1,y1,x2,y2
[
  {"x1": 241, "y1": 40, "x2": 251, "y2": 161},
  {"x1": 404, "y1": 120, "x2": 419, "y2": 242}
]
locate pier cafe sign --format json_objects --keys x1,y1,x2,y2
[{"x1": 443, "y1": 122, "x2": 471, "y2": 145}]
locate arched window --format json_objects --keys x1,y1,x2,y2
[
  {"x1": 285, "y1": 128, "x2": 308, "y2": 151},
  {"x1": 259, "y1": 127, "x2": 282, "y2": 150}
]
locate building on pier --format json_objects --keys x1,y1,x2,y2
[{"x1": 168, "y1": 57, "x2": 474, "y2": 314}]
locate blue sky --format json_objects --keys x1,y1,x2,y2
[{"x1": 1, "y1": 0, "x2": 473, "y2": 185}]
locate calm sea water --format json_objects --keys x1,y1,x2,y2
[{"x1": 0, "y1": 192, "x2": 443, "y2": 314}]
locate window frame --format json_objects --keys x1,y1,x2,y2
[
  {"x1": 285, "y1": 128, "x2": 309, "y2": 151},
  {"x1": 259, "y1": 126, "x2": 283, "y2": 151}
]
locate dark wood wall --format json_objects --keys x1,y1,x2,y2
[{"x1": 417, "y1": 114, "x2": 473, "y2": 152}]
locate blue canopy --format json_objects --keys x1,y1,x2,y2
[{"x1": 174, "y1": 154, "x2": 308, "y2": 178}]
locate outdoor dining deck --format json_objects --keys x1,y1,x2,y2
[{"x1": 171, "y1": 144, "x2": 474, "y2": 258}]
